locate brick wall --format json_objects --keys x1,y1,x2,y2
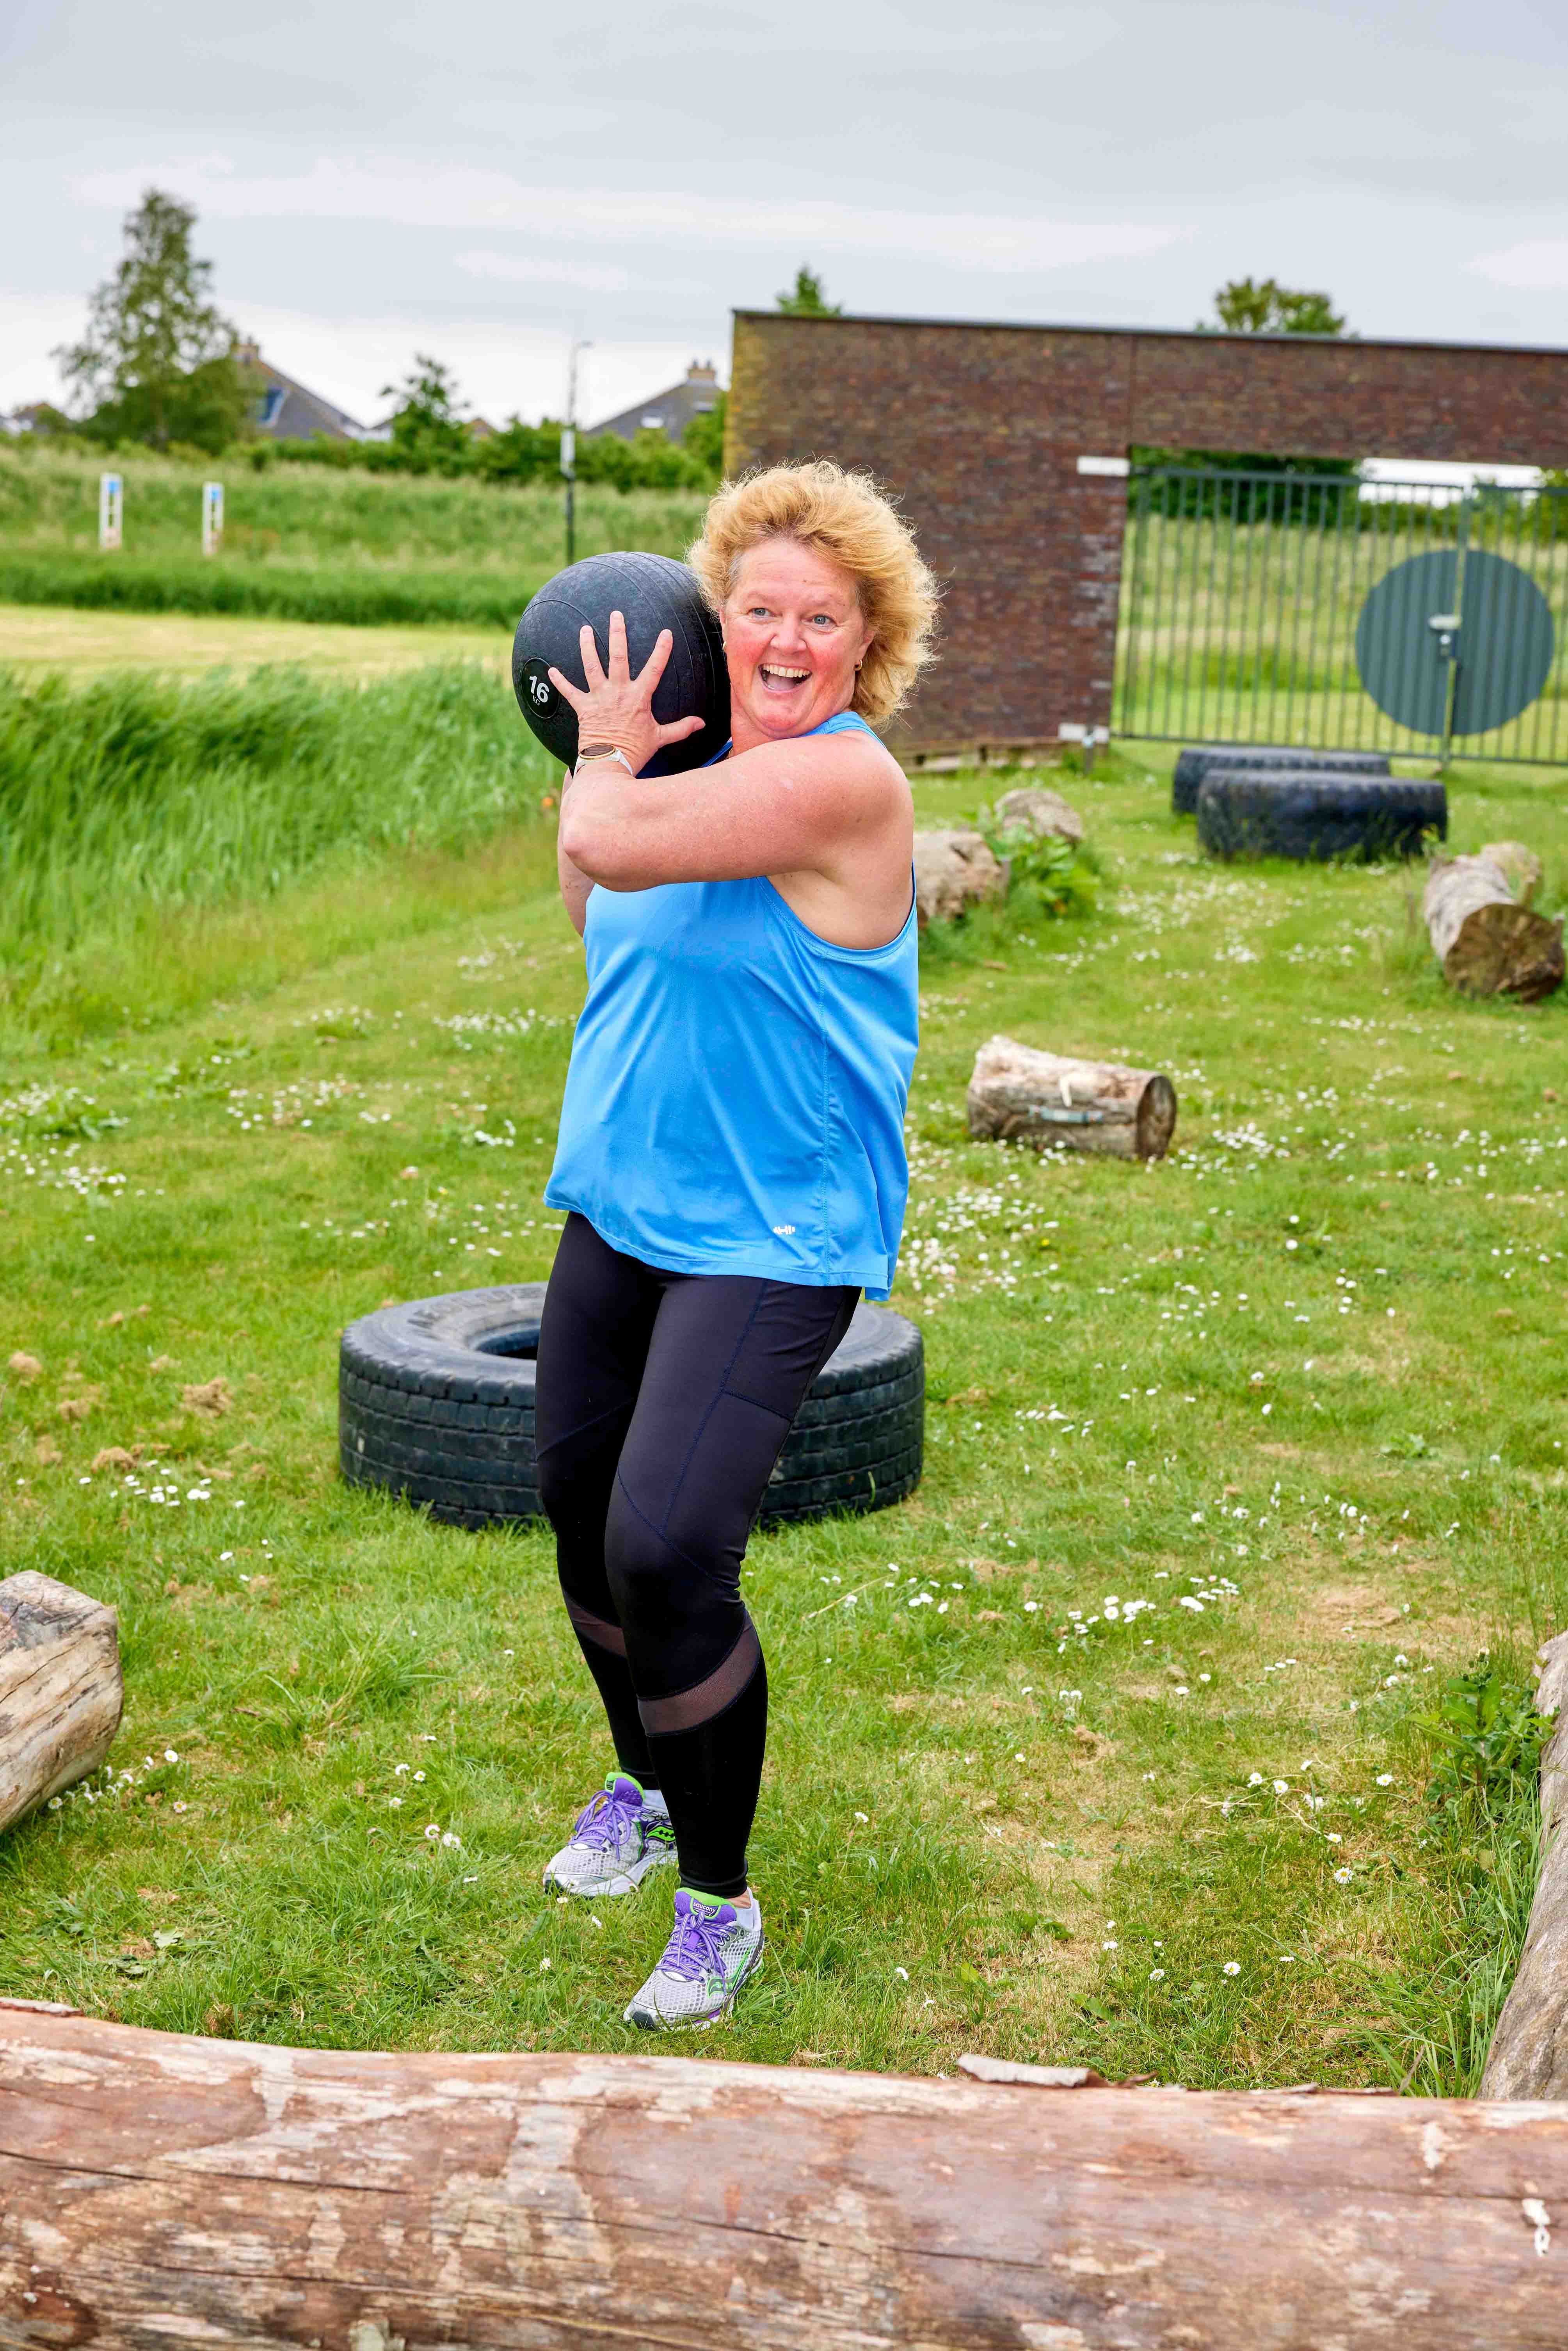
[{"x1": 726, "y1": 312, "x2": 1568, "y2": 754}]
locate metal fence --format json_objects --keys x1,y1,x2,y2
[{"x1": 1112, "y1": 465, "x2": 1568, "y2": 766}]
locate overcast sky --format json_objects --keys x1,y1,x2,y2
[{"x1": 3, "y1": 0, "x2": 1565, "y2": 438}]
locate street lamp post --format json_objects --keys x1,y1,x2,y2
[{"x1": 562, "y1": 338, "x2": 590, "y2": 569}]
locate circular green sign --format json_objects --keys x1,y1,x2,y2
[{"x1": 1355, "y1": 548, "x2": 1554, "y2": 738}]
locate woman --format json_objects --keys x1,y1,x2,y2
[{"x1": 534, "y1": 460, "x2": 937, "y2": 2029}]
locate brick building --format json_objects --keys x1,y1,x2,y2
[{"x1": 725, "y1": 311, "x2": 1568, "y2": 757}]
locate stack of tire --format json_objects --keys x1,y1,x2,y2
[
  {"x1": 1174, "y1": 746, "x2": 1446, "y2": 863},
  {"x1": 339, "y1": 1284, "x2": 924, "y2": 1532}
]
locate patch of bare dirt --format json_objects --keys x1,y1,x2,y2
[{"x1": 181, "y1": 1376, "x2": 232, "y2": 1419}]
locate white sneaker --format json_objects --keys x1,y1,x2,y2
[
  {"x1": 542, "y1": 1772, "x2": 677, "y2": 1899},
  {"x1": 623, "y1": 1888, "x2": 764, "y2": 2030}
]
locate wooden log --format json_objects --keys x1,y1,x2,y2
[
  {"x1": 0, "y1": 1570, "x2": 123, "y2": 1835},
  {"x1": 1480, "y1": 1631, "x2": 1568, "y2": 2099},
  {"x1": 992, "y1": 784, "x2": 1085, "y2": 847},
  {"x1": 912, "y1": 830, "x2": 1008, "y2": 927},
  {"x1": 968, "y1": 1034, "x2": 1177, "y2": 1160},
  {"x1": 5, "y1": 2006, "x2": 1568, "y2": 2349},
  {"x1": 1422, "y1": 854, "x2": 1564, "y2": 1003}
]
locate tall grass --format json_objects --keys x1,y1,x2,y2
[
  {"x1": 0, "y1": 553, "x2": 525, "y2": 630},
  {"x1": 0, "y1": 445, "x2": 709, "y2": 628},
  {"x1": 0, "y1": 663, "x2": 554, "y2": 990}
]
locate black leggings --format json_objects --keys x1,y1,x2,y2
[{"x1": 534, "y1": 1213, "x2": 858, "y2": 1899}]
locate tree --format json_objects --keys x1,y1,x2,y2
[
  {"x1": 777, "y1": 266, "x2": 840, "y2": 317},
  {"x1": 475, "y1": 414, "x2": 712, "y2": 493},
  {"x1": 56, "y1": 188, "x2": 244, "y2": 452},
  {"x1": 682, "y1": 390, "x2": 726, "y2": 484},
  {"x1": 379, "y1": 355, "x2": 473, "y2": 475},
  {"x1": 1206, "y1": 276, "x2": 1347, "y2": 337}
]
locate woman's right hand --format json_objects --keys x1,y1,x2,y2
[{"x1": 549, "y1": 610, "x2": 708, "y2": 774}]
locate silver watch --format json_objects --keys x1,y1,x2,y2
[{"x1": 574, "y1": 743, "x2": 635, "y2": 778}]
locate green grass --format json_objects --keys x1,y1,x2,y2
[
  {"x1": 0, "y1": 445, "x2": 708, "y2": 630},
  {"x1": 0, "y1": 663, "x2": 555, "y2": 1025},
  {"x1": 2, "y1": 726, "x2": 1565, "y2": 2086}
]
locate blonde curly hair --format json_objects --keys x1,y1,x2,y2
[{"x1": 688, "y1": 459, "x2": 939, "y2": 728}]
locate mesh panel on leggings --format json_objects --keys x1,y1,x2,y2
[
  {"x1": 563, "y1": 1592, "x2": 628, "y2": 1657},
  {"x1": 638, "y1": 1617, "x2": 761, "y2": 1736}
]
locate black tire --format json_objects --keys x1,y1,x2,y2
[
  {"x1": 339, "y1": 1284, "x2": 923, "y2": 1531},
  {"x1": 1195, "y1": 769, "x2": 1446, "y2": 863},
  {"x1": 1173, "y1": 744, "x2": 1390, "y2": 816}
]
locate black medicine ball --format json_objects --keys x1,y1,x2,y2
[{"x1": 512, "y1": 551, "x2": 730, "y2": 776}]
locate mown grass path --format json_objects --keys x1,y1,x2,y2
[
  {"x1": 2, "y1": 749, "x2": 1564, "y2": 2088},
  {"x1": 0, "y1": 602, "x2": 505, "y2": 681}
]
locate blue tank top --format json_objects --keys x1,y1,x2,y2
[{"x1": 545, "y1": 711, "x2": 917, "y2": 1297}]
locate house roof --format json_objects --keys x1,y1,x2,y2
[
  {"x1": 236, "y1": 343, "x2": 369, "y2": 441},
  {"x1": 588, "y1": 361, "x2": 721, "y2": 445},
  {"x1": 3, "y1": 402, "x2": 67, "y2": 432}
]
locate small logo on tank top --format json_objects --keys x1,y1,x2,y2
[{"x1": 772, "y1": 1223, "x2": 797, "y2": 1236}]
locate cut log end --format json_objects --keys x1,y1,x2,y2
[
  {"x1": 1446, "y1": 902, "x2": 1566, "y2": 1004},
  {"x1": 1423, "y1": 854, "x2": 1564, "y2": 1003},
  {"x1": 1135, "y1": 1072, "x2": 1179, "y2": 1160}
]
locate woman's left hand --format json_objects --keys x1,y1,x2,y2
[{"x1": 548, "y1": 610, "x2": 708, "y2": 774}]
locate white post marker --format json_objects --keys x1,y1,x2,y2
[
  {"x1": 98, "y1": 473, "x2": 122, "y2": 551},
  {"x1": 201, "y1": 480, "x2": 224, "y2": 557}
]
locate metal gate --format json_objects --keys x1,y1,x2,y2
[{"x1": 1113, "y1": 466, "x2": 1568, "y2": 765}]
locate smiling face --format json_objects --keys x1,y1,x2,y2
[{"x1": 720, "y1": 536, "x2": 875, "y2": 751}]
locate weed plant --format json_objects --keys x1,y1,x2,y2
[
  {"x1": 1359, "y1": 1658, "x2": 1549, "y2": 2095},
  {"x1": 1, "y1": 739, "x2": 1565, "y2": 2086}
]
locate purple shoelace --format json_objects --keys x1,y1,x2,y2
[
  {"x1": 570, "y1": 1779, "x2": 643, "y2": 1851},
  {"x1": 660, "y1": 1891, "x2": 734, "y2": 1981}
]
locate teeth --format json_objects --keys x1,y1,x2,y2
[{"x1": 762, "y1": 665, "x2": 808, "y2": 681}]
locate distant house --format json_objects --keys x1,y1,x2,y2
[
  {"x1": 3, "y1": 402, "x2": 71, "y2": 435},
  {"x1": 589, "y1": 360, "x2": 721, "y2": 445},
  {"x1": 357, "y1": 413, "x2": 498, "y2": 445},
  {"x1": 236, "y1": 343, "x2": 370, "y2": 441}
]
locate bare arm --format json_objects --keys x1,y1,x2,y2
[
  {"x1": 557, "y1": 820, "x2": 594, "y2": 937},
  {"x1": 558, "y1": 729, "x2": 903, "y2": 893}
]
